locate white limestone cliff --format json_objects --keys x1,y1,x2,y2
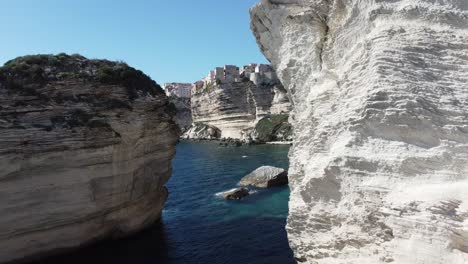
[
  {"x1": 190, "y1": 64, "x2": 291, "y2": 138},
  {"x1": 251, "y1": 1, "x2": 468, "y2": 263}
]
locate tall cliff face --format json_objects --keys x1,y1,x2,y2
[
  {"x1": 191, "y1": 81, "x2": 257, "y2": 138},
  {"x1": 251, "y1": 1, "x2": 468, "y2": 263},
  {"x1": 191, "y1": 72, "x2": 291, "y2": 139},
  {"x1": 169, "y1": 95, "x2": 192, "y2": 132},
  {"x1": 0, "y1": 54, "x2": 179, "y2": 263}
]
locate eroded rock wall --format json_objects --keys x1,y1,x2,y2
[
  {"x1": 191, "y1": 79, "x2": 291, "y2": 138},
  {"x1": 191, "y1": 81, "x2": 257, "y2": 138},
  {"x1": 0, "y1": 54, "x2": 179, "y2": 263},
  {"x1": 169, "y1": 95, "x2": 192, "y2": 132},
  {"x1": 251, "y1": 1, "x2": 468, "y2": 263}
]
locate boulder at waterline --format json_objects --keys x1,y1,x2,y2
[
  {"x1": 0, "y1": 54, "x2": 179, "y2": 263},
  {"x1": 240, "y1": 166, "x2": 288, "y2": 188},
  {"x1": 222, "y1": 188, "x2": 250, "y2": 200}
]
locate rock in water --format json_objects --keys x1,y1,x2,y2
[
  {"x1": 240, "y1": 166, "x2": 288, "y2": 188},
  {"x1": 222, "y1": 188, "x2": 250, "y2": 200},
  {"x1": 251, "y1": 1, "x2": 468, "y2": 263},
  {"x1": 0, "y1": 54, "x2": 179, "y2": 263}
]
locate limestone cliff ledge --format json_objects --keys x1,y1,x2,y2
[{"x1": 0, "y1": 54, "x2": 179, "y2": 263}]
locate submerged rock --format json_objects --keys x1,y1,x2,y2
[
  {"x1": 0, "y1": 54, "x2": 179, "y2": 263},
  {"x1": 222, "y1": 188, "x2": 250, "y2": 200},
  {"x1": 251, "y1": 1, "x2": 468, "y2": 263},
  {"x1": 240, "y1": 166, "x2": 288, "y2": 188}
]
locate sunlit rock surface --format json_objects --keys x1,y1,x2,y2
[
  {"x1": 0, "y1": 54, "x2": 179, "y2": 263},
  {"x1": 251, "y1": 1, "x2": 468, "y2": 263},
  {"x1": 191, "y1": 65, "x2": 291, "y2": 139}
]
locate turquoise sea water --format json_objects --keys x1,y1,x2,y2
[{"x1": 37, "y1": 141, "x2": 294, "y2": 264}]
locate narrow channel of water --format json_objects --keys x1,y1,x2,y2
[{"x1": 37, "y1": 141, "x2": 294, "y2": 264}]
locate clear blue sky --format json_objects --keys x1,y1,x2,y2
[{"x1": 0, "y1": 0, "x2": 267, "y2": 85}]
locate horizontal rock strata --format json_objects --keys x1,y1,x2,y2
[
  {"x1": 191, "y1": 81, "x2": 258, "y2": 138},
  {"x1": 183, "y1": 122, "x2": 221, "y2": 140},
  {"x1": 251, "y1": 1, "x2": 468, "y2": 263},
  {"x1": 0, "y1": 54, "x2": 179, "y2": 263},
  {"x1": 191, "y1": 65, "x2": 291, "y2": 139}
]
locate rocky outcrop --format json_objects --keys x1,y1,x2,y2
[
  {"x1": 182, "y1": 122, "x2": 221, "y2": 140},
  {"x1": 240, "y1": 166, "x2": 288, "y2": 188},
  {"x1": 0, "y1": 54, "x2": 179, "y2": 263},
  {"x1": 191, "y1": 65, "x2": 291, "y2": 138},
  {"x1": 168, "y1": 95, "x2": 192, "y2": 132},
  {"x1": 251, "y1": 1, "x2": 468, "y2": 263},
  {"x1": 218, "y1": 137, "x2": 243, "y2": 147}
]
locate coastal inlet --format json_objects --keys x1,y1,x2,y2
[{"x1": 35, "y1": 141, "x2": 295, "y2": 264}]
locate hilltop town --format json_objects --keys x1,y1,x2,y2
[
  {"x1": 165, "y1": 64, "x2": 291, "y2": 141},
  {"x1": 165, "y1": 63, "x2": 280, "y2": 99}
]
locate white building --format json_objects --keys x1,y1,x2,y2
[
  {"x1": 192, "y1": 63, "x2": 280, "y2": 94},
  {"x1": 164, "y1": 83, "x2": 192, "y2": 98},
  {"x1": 240, "y1": 63, "x2": 257, "y2": 79},
  {"x1": 224, "y1": 65, "x2": 240, "y2": 82}
]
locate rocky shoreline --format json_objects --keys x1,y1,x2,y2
[
  {"x1": 181, "y1": 113, "x2": 293, "y2": 146},
  {"x1": 180, "y1": 136, "x2": 292, "y2": 147},
  {"x1": 179, "y1": 137, "x2": 293, "y2": 147}
]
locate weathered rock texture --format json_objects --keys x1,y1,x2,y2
[
  {"x1": 251, "y1": 1, "x2": 468, "y2": 263},
  {"x1": 240, "y1": 166, "x2": 288, "y2": 188},
  {"x1": 191, "y1": 67, "x2": 291, "y2": 138},
  {"x1": 191, "y1": 81, "x2": 257, "y2": 138},
  {"x1": 182, "y1": 122, "x2": 221, "y2": 140},
  {"x1": 242, "y1": 114, "x2": 293, "y2": 143},
  {"x1": 0, "y1": 54, "x2": 179, "y2": 263},
  {"x1": 169, "y1": 95, "x2": 192, "y2": 132}
]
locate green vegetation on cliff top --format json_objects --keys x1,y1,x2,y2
[{"x1": 0, "y1": 53, "x2": 164, "y2": 100}]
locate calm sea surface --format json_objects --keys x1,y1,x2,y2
[{"x1": 37, "y1": 141, "x2": 294, "y2": 264}]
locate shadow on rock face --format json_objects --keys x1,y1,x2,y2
[{"x1": 34, "y1": 222, "x2": 171, "y2": 264}]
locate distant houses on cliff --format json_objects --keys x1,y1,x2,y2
[
  {"x1": 164, "y1": 63, "x2": 279, "y2": 98},
  {"x1": 165, "y1": 63, "x2": 292, "y2": 140}
]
